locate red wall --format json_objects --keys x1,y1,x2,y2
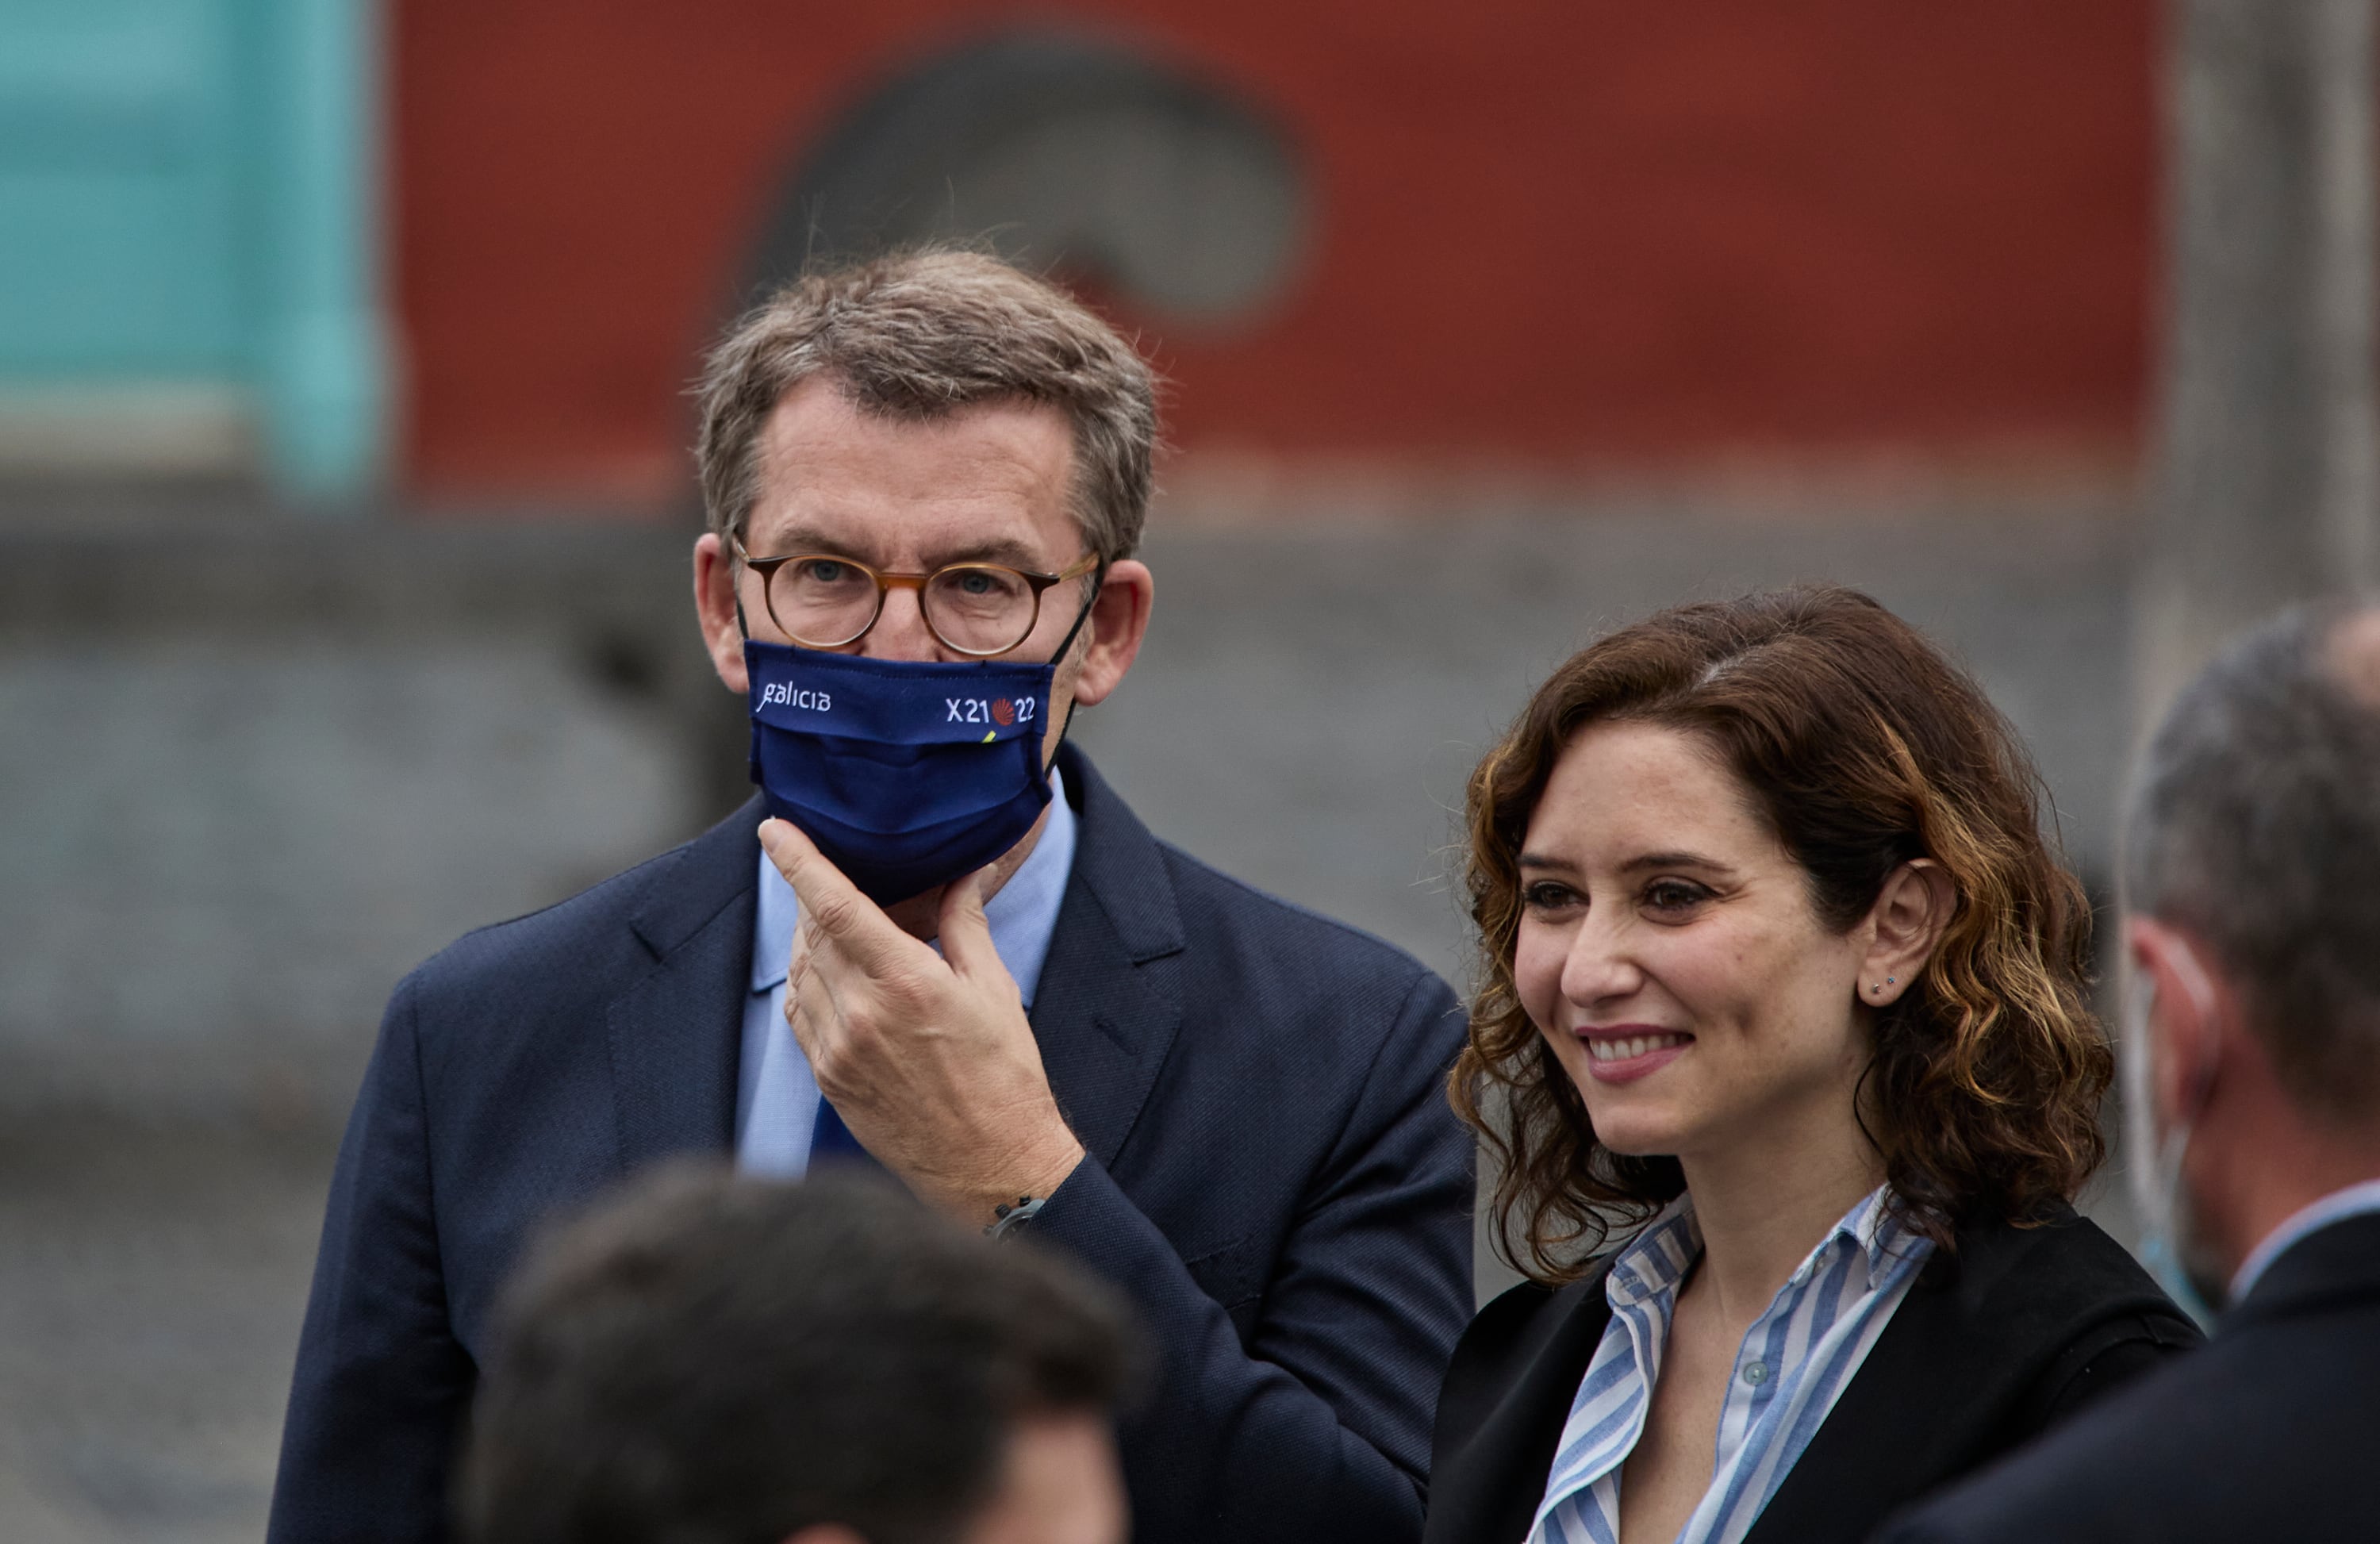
[{"x1": 395, "y1": 2, "x2": 2156, "y2": 499}]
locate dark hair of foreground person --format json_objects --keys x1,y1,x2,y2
[
  {"x1": 457, "y1": 1166, "x2": 1137, "y2": 1544},
  {"x1": 1453, "y1": 583, "x2": 2110, "y2": 1281}
]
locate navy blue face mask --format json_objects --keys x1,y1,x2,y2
[{"x1": 743, "y1": 597, "x2": 1093, "y2": 906}]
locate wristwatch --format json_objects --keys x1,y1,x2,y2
[{"x1": 986, "y1": 1195, "x2": 1046, "y2": 1241}]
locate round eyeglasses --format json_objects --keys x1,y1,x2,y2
[{"x1": 731, "y1": 539, "x2": 1102, "y2": 658}]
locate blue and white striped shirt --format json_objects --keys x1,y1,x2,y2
[{"x1": 1528, "y1": 1185, "x2": 1933, "y2": 1544}]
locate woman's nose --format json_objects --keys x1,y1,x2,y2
[{"x1": 1559, "y1": 916, "x2": 1641, "y2": 1008}]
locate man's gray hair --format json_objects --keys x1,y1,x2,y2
[
  {"x1": 2124, "y1": 603, "x2": 2380, "y2": 1117},
  {"x1": 694, "y1": 248, "x2": 1159, "y2": 563}
]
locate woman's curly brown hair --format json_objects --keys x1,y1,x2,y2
[{"x1": 1452, "y1": 586, "x2": 2110, "y2": 1284}]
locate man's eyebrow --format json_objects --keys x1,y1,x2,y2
[
  {"x1": 745, "y1": 526, "x2": 1052, "y2": 573},
  {"x1": 745, "y1": 523, "x2": 873, "y2": 561},
  {"x1": 923, "y1": 536, "x2": 1050, "y2": 571}
]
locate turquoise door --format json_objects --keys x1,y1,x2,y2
[{"x1": 0, "y1": 0, "x2": 385, "y2": 497}]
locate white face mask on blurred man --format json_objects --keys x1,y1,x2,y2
[{"x1": 2120, "y1": 937, "x2": 2225, "y2": 1319}]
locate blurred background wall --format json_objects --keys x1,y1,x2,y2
[
  {"x1": 3, "y1": 2, "x2": 2156, "y2": 498},
  {"x1": 389, "y1": 6, "x2": 2152, "y2": 498},
  {"x1": 0, "y1": 3, "x2": 2370, "y2": 1540}
]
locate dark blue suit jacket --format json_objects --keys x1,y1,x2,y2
[
  {"x1": 1871, "y1": 1212, "x2": 2380, "y2": 1544},
  {"x1": 268, "y1": 746, "x2": 1476, "y2": 1544}
]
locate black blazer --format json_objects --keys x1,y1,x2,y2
[
  {"x1": 1875, "y1": 1210, "x2": 2380, "y2": 1543},
  {"x1": 1426, "y1": 1205, "x2": 2199, "y2": 1544},
  {"x1": 268, "y1": 746, "x2": 1477, "y2": 1544}
]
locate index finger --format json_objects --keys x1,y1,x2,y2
[{"x1": 758, "y1": 818, "x2": 927, "y2": 974}]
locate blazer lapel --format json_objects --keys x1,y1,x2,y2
[
  {"x1": 607, "y1": 795, "x2": 763, "y2": 1170},
  {"x1": 1744, "y1": 1254, "x2": 1990, "y2": 1542},
  {"x1": 1030, "y1": 747, "x2": 1186, "y2": 1170},
  {"x1": 1430, "y1": 1275, "x2": 1615, "y2": 1544},
  {"x1": 1744, "y1": 1208, "x2": 2089, "y2": 1544}
]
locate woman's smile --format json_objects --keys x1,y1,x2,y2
[{"x1": 1578, "y1": 1025, "x2": 1695, "y2": 1082}]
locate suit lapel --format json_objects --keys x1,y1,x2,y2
[
  {"x1": 1031, "y1": 747, "x2": 1186, "y2": 1170},
  {"x1": 1743, "y1": 1254, "x2": 1984, "y2": 1542},
  {"x1": 606, "y1": 796, "x2": 763, "y2": 1170},
  {"x1": 1436, "y1": 1277, "x2": 1614, "y2": 1544},
  {"x1": 1744, "y1": 1210, "x2": 2070, "y2": 1544}
]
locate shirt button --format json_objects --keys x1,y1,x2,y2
[{"x1": 1741, "y1": 1360, "x2": 1769, "y2": 1386}]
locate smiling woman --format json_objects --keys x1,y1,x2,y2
[
  {"x1": 1424, "y1": 586, "x2": 2199, "y2": 1544},
  {"x1": 1460, "y1": 586, "x2": 2107, "y2": 1278}
]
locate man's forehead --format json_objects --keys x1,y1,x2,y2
[{"x1": 747, "y1": 380, "x2": 1078, "y2": 561}]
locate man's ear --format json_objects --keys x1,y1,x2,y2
[
  {"x1": 1855, "y1": 858, "x2": 1956, "y2": 1008},
  {"x1": 693, "y1": 532, "x2": 750, "y2": 695},
  {"x1": 1064, "y1": 559, "x2": 1154, "y2": 709},
  {"x1": 2127, "y1": 916, "x2": 2227, "y2": 1122}
]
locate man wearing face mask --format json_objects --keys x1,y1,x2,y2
[
  {"x1": 268, "y1": 250, "x2": 1476, "y2": 1544},
  {"x1": 1875, "y1": 602, "x2": 2380, "y2": 1544}
]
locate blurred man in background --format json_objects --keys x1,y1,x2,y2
[
  {"x1": 459, "y1": 1166, "x2": 1133, "y2": 1544},
  {"x1": 271, "y1": 249, "x2": 1475, "y2": 1544},
  {"x1": 1877, "y1": 602, "x2": 2380, "y2": 1542}
]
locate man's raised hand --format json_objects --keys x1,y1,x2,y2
[{"x1": 759, "y1": 817, "x2": 1085, "y2": 1224}]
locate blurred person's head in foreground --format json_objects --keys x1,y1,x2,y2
[
  {"x1": 458, "y1": 1166, "x2": 1138, "y2": 1544},
  {"x1": 1453, "y1": 584, "x2": 2110, "y2": 1280},
  {"x1": 2122, "y1": 601, "x2": 2380, "y2": 1312}
]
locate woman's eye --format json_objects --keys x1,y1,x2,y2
[
  {"x1": 1642, "y1": 879, "x2": 1710, "y2": 914},
  {"x1": 1523, "y1": 881, "x2": 1579, "y2": 911}
]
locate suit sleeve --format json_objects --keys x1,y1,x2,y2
[
  {"x1": 267, "y1": 974, "x2": 476, "y2": 1544},
  {"x1": 1031, "y1": 970, "x2": 1475, "y2": 1544}
]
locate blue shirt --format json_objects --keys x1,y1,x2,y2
[
  {"x1": 734, "y1": 765, "x2": 1078, "y2": 1177},
  {"x1": 1530, "y1": 1185, "x2": 1933, "y2": 1544},
  {"x1": 2228, "y1": 1175, "x2": 2380, "y2": 1304}
]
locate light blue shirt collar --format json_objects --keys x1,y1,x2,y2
[
  {"x1": 2228, "y1": 1175, "x2": 2380, "y2": 1305},
  {"x1": 747, "y1": 762, "x2": 1078, "y2": 1006},
  {"x1": 1606, "y1": 1183, "x2": 1924, "y2": 1310}
]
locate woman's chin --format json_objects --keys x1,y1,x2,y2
[{"x1": 1584, "y1": 1113, "x2": 1686, "y2": 1162}]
